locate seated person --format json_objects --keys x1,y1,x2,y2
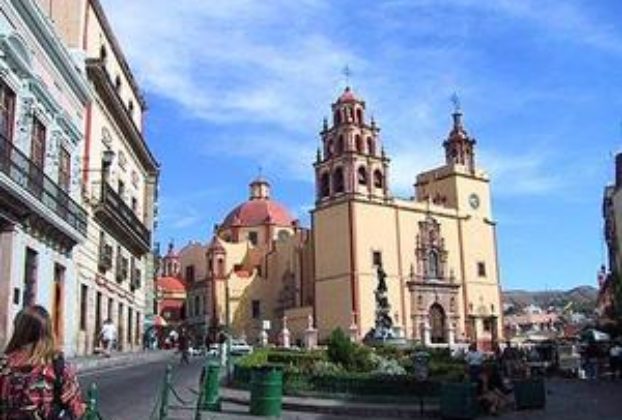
[{"x1": 476, "y1": 363, "x2": 511, "y2": 415}]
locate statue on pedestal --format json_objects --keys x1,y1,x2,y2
[{"x1": 364, "y1": 264, "x2": 398, "y2": 343}]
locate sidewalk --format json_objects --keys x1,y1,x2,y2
[
  {"x1": 220, "y1": 386, "x2": 429, "y2": 418},
  {"x1": 218, "y1": 377, "x2": 622, "y2": 419},
  {"x1": 71, "y1": 349, "x2": 175, "y2": 373}
]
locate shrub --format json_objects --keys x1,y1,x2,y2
[
  {"x1": 267, "y1": 350, "x2": 325, "y2": 371},
  {"x1": 326, "y1": 328, "x2": 373, "y2": 372},
  {"x1": 369, "y1": 353, "x2": 406, "y2": 376},
  {"x1": 309, "y1": 360, "x2": 344, "y2": 376},
  {"x1": 236, "y1": 348, "x2": 269, "y2": 368}
]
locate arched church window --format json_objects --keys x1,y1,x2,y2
[
  {"x1": 357, "y1": 167, "x2": 367, "y2": 185},
  {"x1": 217, "y1": 258, "x2": 225, "y2": 276},
  {"x1": 367, "y1": 137, "x2": 375, "y2": 155},
  {"x1": 326, "y1": 140, "x2": 333, "y2": 159},
  {"x1": 333, "y1": 167, "x2": 344, "y2": 193},
  {"x1": 427, "y1": 250, "x2": 440, "y2": 278},
  {"x1": 373, "y1": 170, "x2": 383, "y2": 188},
  {"x1": 334, "y1": 110, "x2": 341, "y2": 125},
  {"x1": 320, "y1": 172, "x2": 330, "y2": 197},
  {"x1": 336, "y1": 135, "x2": 344, "y2": 155},
  {"x1": 356, "y1": 108, "x2": 363, "y2": 124},
  {"x1": 355, "y1": 135, "x2": 363, "y2": 153}
]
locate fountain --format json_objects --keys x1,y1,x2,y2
[{"x1": 363, "y1": 264, "x2": 407, "y2": 347}]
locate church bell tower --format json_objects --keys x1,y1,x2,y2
[{"x1": 314, "y1": 86, "x2": 390, "y2": 206}]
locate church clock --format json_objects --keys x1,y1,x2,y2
[{"x1": 469, "y1": 193, "x2": 480, "y2": 209}]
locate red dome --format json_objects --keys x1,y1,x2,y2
[
  {"x1": 157, "y1": 276, "x2": 187, "y2": 292},
  {"x1": 221, "y1": 199, "x2": 294, "y2": 228},
  {"x1": 337, "y1": 86, "x2": 358, "y2": 103}
]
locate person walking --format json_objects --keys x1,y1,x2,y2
[
  {"x1": 99, "y1": 318, "x2": 117, "y2": 357},
  {"x1": 178, "y1": 330, "x2": 190, "y2": 365},
  {"x1": 0, "y1": 305, "x2": 85, "y2": 419}
]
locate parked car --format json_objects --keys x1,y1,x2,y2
[{"x1": 230, "y1": 339, "x2": 253, "y2": 356}]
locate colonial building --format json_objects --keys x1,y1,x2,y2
[
  {"x1": 0, "y1": 0, "x2": 90, "y2": 355},
  {"x1": 155, "y1": 243, "x2": 187, "y2": 326},
  {"x1": 600, "y1": 154, "x2": 622, "y2": 324},
  {"x1": 36, "y1": 0, "x2": 159, "y2": 354},
  {"x1": 180, "y1": 87, "x2": 503, "y2": 350}
]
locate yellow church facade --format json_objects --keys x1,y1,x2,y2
[{"x1": 181, "y1": 87, "x2": 503, "y2": 350}]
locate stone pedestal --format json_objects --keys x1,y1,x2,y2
[
  {"x1": 259, "y1": 329, "x2": 269, "y2": 347},
  {"x1": 278, "y1": 316, "x2": 291, "y2": 348},
  {"x1": 304, "y1": 315, "x2": 318, "y2": 349}
]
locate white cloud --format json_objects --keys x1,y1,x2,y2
[{"x1": 100, "y1": 0, "x2": 607, "y2": 200}]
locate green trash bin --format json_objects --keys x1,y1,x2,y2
[
  {"x1": 200, "y1": 363, "x2": 221, "y2": 411},
  {"x1": 250, "y1": 366, "x2": 283, "y2": 417},
  {"x1": 440, "y1": 382, "x2": 478, "y2": 419},
  {"x1": 513, "y1": 378, "x2": 545, "y2": 410}
]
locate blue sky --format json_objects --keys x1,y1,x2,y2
[{"x1": 101, "y1": 0, "x2": 622, "y2": 291}]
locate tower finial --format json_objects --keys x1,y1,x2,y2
[
  {"x1": 342, "y1": 65, "x2": 352, "y2": 88},
  {"x1": 451, "y1": 92, "x2": 461, "y2": 113}
]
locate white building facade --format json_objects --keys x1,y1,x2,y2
[{"x1": 0, "y1": 0, "x2": 91, "y2": 356}]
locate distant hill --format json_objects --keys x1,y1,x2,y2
[{"x1": 503, "y1": 286, "x2": 598, "y2": 313}]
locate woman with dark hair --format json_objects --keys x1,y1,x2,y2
[{"x1": 0, "y1": 305, "x2": 85, "y2": 418}]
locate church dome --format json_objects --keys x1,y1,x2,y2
[
  {"x1": 157, "y1": 276, "x2": 187, "y2": 292},
  {"x1": 336, "y1": 86, "x2": 358, "y2": 103},
  {"x1": 220, "y1": 177, "x2": 295, "y2": 228}
]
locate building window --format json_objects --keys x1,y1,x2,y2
[
  {"x1": 58, "y1": 147, "x2": 71, "y2": 192},
  {"x1": 320, "y1": 172, "x2": 330, "y2": 197},
  {"x1": 217, "y1": 258, "x2": 225, "y2": 276},
  {"x1": 128, "y1": 100, "x2": 134, "y2": 117},
  {"x1": 336, "y1": 135, "x2": 344, "y2": 155},
  {"x1": 127, "y1": 308, "x2": 133, "y2": 344},
  {"x1": 131, "y1": 196, "x2": 137, "y2": 212},
  {"x1": 355, "y1": 135, "x2": 363, "y2": 153},
  {"x1": 372, "y1": 251, "x2": 382, "y2": 267},
  {"x1": 477, "y1": 262, "x2": 486, "y2": 277},
  {"x1": 185, "y1": 265, "x2": 195, "y2": 282},
  {"x1": 426, "y1": 250, "x2": 440, "y2": 279},
  {"x1": 135, "y1": 312, "x2": 141, "y2": 345},
  {"x1": 99, "y1": 45, "x2": 107, "y2": 62},
  {"x1": 252, "y1": 300, "x2": 260, "y2": 319},
  {"x1": 30, "y1": 118, "x2": 46, "y2": 168},
  {"x1": 107, "y1": 298, "x2": 113, "y2": 320},
  {"x1": 118, "y1": 180, "x2": 125, "y2": 198},
  {"x1": 367, "y1": 137, "x2": 375, "y2": 155},
  {"x1": 23, "y1": 248, "x2": 37, "y2": 307},
  {"x1": 248, "y1": 231, "x2": 258, "y2": 245},
  {"x1": 0, "y1": 80, "x2": 16, "y2": 141},
  {"x1": 357, "y1": 167, "x2": 367, "y2": 185},
  {"x1": 333, "y1": 167, "x2": 344, "y2": 193},
  {"x1": 483, "y1": 318, "x2": 492, "y2": 332},
  {"x1": 114, "y1": 75, "x2": 121, "y2": 92},
  {"x1": 208, "y1": 258, "x2": 213, "y2": 272},
  {"x1": 326, "y1": 140, "x2": 333, "y2": 158},
  {"x1": 194, "y1": 296, "x2": 200, "y2": 317},
  {"x1": 373, "y1": 170, "x2": 383, "y2": 188},
  {"x1": 233, "y1": 263, "x2": 243, "y2": 272},
  {"x1": 80, "y1": 284, "x2": 88, "y2": 331},
  {"x1": 255, "y1": 265, "x2": 262, "y2": 276}
]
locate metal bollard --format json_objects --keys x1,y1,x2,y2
[
  {"x1": 82, "y1": 383, "x2": 99, "y2": 420},
  {"x1": 199, "y1": 363, "x2": 221, "y2": 412},
  {"x1": 158, "y1": 364, "x2": 173, "y2": 420}
]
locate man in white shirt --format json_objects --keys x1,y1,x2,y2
[
  {"x1": 465, "y1": 342, "x2": 485, "y2": 381},
  {"x1": 99, "y1": 318, "x2": 117, "y2": 357}
]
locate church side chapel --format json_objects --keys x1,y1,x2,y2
[{"x1": 172, "y1": 85, "x2": 503, "y2": 350}]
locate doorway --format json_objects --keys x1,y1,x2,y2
[
  {"x1": 52, "y1": 264, "x2": 65, "y2": 346},
  {"x1": 429, "y1": 303, "x2": 447, "y2": 344}
]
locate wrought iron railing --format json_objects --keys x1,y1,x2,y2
[
  {"x1": 0, "y1": 133, "x2": 87, "y2": 235},
  {"x1": 98, "y1": 182, "x2": 151, "y2": 254}
]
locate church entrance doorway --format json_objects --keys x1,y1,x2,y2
[{"x1": 429, "y1": 303, "x2": 447, "y2": 343}]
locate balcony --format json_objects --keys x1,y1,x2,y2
[
  {"x1": 0, "y1": 133, "x2": 87, "y2": 238},
  {"x1": 95, "y1": 182, "x2": 151, "y2": 255}
]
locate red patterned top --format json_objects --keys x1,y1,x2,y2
[{"x1": 0, "y1": 350, "x2": 85, "y2": 419}]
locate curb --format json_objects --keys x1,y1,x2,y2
[
  {"x1": 220, "y1": 392, "x2": 436, "y2": 418},
  {"x1": 73, "y1": 350, "x2": 175, "y2": 373}
]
